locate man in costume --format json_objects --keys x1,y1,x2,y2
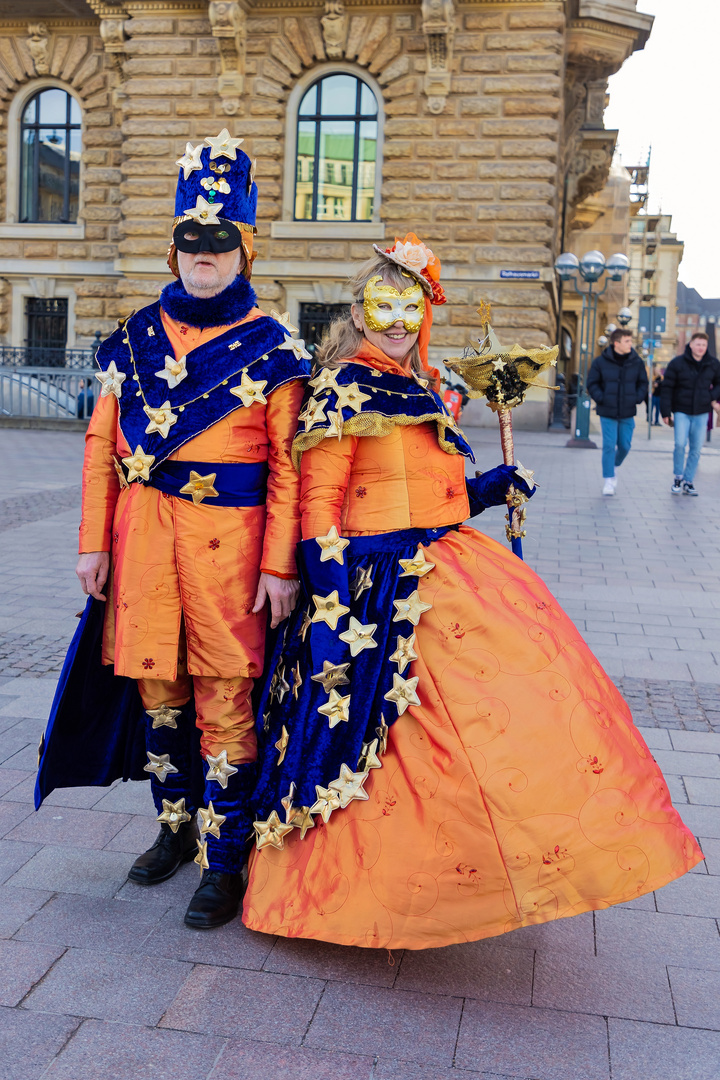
[{"x1": 41, "y1": 129, "x2": 311, "y2": 928}]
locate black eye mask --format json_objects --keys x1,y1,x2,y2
[{"x1": 173, "y1": 220, "x2": 242, "y2": 254}]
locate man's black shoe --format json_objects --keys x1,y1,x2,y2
[
  {"x1": 127, "y1": 820, "x2": 199, "y2": 886},
  {"x1": 183, "y1": 869, "x2": 247, "y2": 929}
]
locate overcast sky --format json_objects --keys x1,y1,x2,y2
[{"x1": 605, "y1": 0, "x2": 719, "y2": 299}]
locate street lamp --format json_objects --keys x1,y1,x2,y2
[
  {"x1": 554, "y1": 249, "x2": 630, "y2": 447},
  {"x1": 617, "y1": 307, "x2": 632, "y2": 327}
]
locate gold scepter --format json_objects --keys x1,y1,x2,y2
[{"x1": 443, "y1": 302, "x2": 558, "y2": 559}]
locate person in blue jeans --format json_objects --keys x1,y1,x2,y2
[
  {"x1": 660, "y1": 332, "x2": 720, "y2": 495},
  {"x1": 587, "y1": 329, "x2": 648, "y2": 496}
]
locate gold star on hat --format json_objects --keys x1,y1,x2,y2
[
  {"x1": 358, "y1": 738, "x2": 382, "y2": 772},
  {"x1": 198, "y1": 801, "x2": 226, "y2": 839},
  {"x1": 143, "y1": 401, "x2": 178, "y2": 439},
  {"x1": 122, "y1": 446, "x2": 155, "y2": 483},
  {"x1": 176, "y1": 141, "x2": 204, "y2": 180},
  {"x1": 230, "y1": 371, "x2": 268, "y2": 408},
  {"x1": 384, "y1": 673, "x2": 421, "y2": 716},
  {"x1": 329, "y1": 763, "x2": 370, "y2": 808},
  {"x1": 179, "y1": 470, "x2": 219, "y2": 505},
  {"x1": 398, "y1": 546, "x2": 435, "y2": 578},
  {"x1": 351, "y1": 564, "x2": 374, "y2": 601},
  {"x1": 146, "y1": 704, "x2": 182, "y2": 730},
  {"x1": 392, "y1": 590, "x2": 432, "y2": 626},
  {"x1": 253, "y1": 809, "x2": 294, "y2": 851},
  {"x1": 389, "y1": 632, "x2": 418, "y2": 675},
  {"x1": 299, "y1": 397, "x2": 328, "y2": 433},
  {"x1": 339, "y1": 617, "x2": 378, "y2": 657},
  {"x1": 335, "y1": 381, "x2": 372, "y2": 414},
  {"x1": 315, "y1": 525, "x2": 349, "y2": 566},
  {"x1": 309, "y1": 784, "x2": 342, "y2": 823},
  {"x1": 155, "y1": 354, "x2": 188, "y2": 389},
  {"x1": 95, "y1": 360, "x2": 126, "y2": 399},
  {"x1": 205, "y1": 128, "x2": 244, "y2": 161},
  {"x1": 205, "y1": 749, "x2": 239, "y2": 789},
  {"x1": 270, "y1": 310, "x2": 299, "y2": 335},
  {"x1": 310, "y1": 660, "x2": 351, "y2": 692},
  {"x1": 318, "y1": 688, "x2": 351, "y2": 729},
  {"x1": 274, "y1": 725, "x2": 289, "y2": 765},
  {"x1": 311, "y1": 590, "x2": 350, "y2": 631},
  {"x1": 308, "y1": 367, "x2": 340, "y2": 393},
  {"x1": 157, "y1": 797, "x2": 191, "y2": 833},
  {"x1": 184, "y1": 195, "x2": 224, "y2": 225},
  {"x1": 143, "y1": 752, "x2": 178, "y2": 782},
  {"x1": 514, "y1": 460, "x2": 536, "y2": 491}
]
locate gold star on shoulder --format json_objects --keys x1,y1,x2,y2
[
  {"x1": 157, "y1": 797, "x2": 191, "y2": 833},
  {"x1": 299, "y1": 396, "x2": 327, "y2": 432},
  {"x1": 309, "y1": 367, "x2": 340, "y2": 393},
  {"x1": 205, "y1": 749, "x2": 239, "y2": 789},
  {"x1": 205, "y1": 127, "x2": 244, "y2": 160},
  {"x1": 317, "y1": 688, "x2": 351, "y2": 729},
  {"x1": 329, "y1": 763, "x2": 370, "y2": 808},
  {"x1": 316, "y1": 525, "x2": 349, "y2": 565},
  {"x1": 278, "y1": 336, "x2": 312, "y2": 360},
  {"x1": 335, "y1": 381, "x2": 372, "y2": 414},
  {"x1": 392, "y1": 590, "x2": 432, "y2": 627},
  {"x1": 324, "y1": 410, "x2": 344, "y2": 440},
  {"x1": 274, "y1": 725, "x2": 289, "y2": 765},
  {"x1": 358, "y1": 738, "x2": 382, "y2": 772},
  {"x1": 376, "y1": 716, "x2": 389, "y2": 755},
  {"x1": 338, "y1": 617, "x2": 378, "y2": 657},
  {"x1": 351, "y1": 564, "x2": 374, "y2": 601},
  {"x1": 514, "y1": 460, "x2": 536, "y2": 491},
  {"x1": 155, "y1": 354, "x2": 188, "y2": 389},
  {"x1": 147, "y1": 704, "x2": 182, "y2": 729},
  {"x1": 310, "y1": 660, "x2": 350, "y2": 692},
  {"x1": 398, "y1": 546, "x2": 435, "y2": 578},
  {"x1": 230, "y1": 371, "x2": 268, "y2": 408},
  {"x1": 270, "y1": 309, "x2": 299, "y2": 335},
  {"x1": 122, "y1": 446, "x2": 155, "y2": 484},
  {"x1": 143, "y1": 752, "x2": 178, "y2": 782},
  {"x1": 311, "y1": 590, "x2": 350, "y2": 631},
  {"x1": 389, "y1": 632, "x2": 418, "y2": 675},
  {"x1": 309, "y1": 784, "x2": 342, "y2": 823},
  {"x1": 95, "y1": 360, "x2": 126, "y2": 399},
  {"x1": 254, "y1": 809, "x2": 294, "y2": 850},
  {"x1": 176, "y1": 141, "x2": 204, "y2": 180},
  {"x1": 179, "y1": 470, "x2": 219, "y2": 505},
  {"x1": 194, "y1": 839, "x2": 209, "y2": 872},
  {"x1": 384, "y1": 673, "x2": 421, "y2": 716},
  {"x1": 143, "y1": 401, "x2": 178, "y2": 439},
  {"x1": 198, "y1": 801, "x2": 226, "y2": 839},
  {"x1": 292, "y1": 661, "x2": 303, "y2": 700},
  {"x1": 183, "y1": 195, "x2": 223, "y2": 225}
]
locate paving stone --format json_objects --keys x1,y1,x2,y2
[
  {"x1": 104, "y1": 813, "x2": 161, "y2": 854},
  {"x1": 374, "y1": 1062, "x2": 486, "y2": 1080},
  {"x1": 0, "y1": 1006, "x2": 79, "y2": 1080},
  {"x1": 655, "y1": 872, "x2": 720, "y2": 918},
  {"x1": 532, "y1": 952, "x2": 675, "y2": 1022},
  {"x1": 0, "y1": 839, "x2": 41, "y2": 884},
  {"x1": 0, "y1": 938, "x2": 66, "y2": 1005},
  {"x1": 0, "y1": 767, "x2": 33, "y2": 797},
  {"x1": 7, "y1": 845, "x2": 133, "y2": 897},
  {"x1": 685, "y1": 776, "x2": 720, "y2": 806},
  {"x1": 42, "y1": 1018, "x2": 225, "y2": 1080},
  {"x1": 670, "y1": 730, "x2": 720, "y2": 754},
  {"x1": 0, "y1": 799, "x2": 34, "y2": 837},
  {"x1": 24, "y1": 946, "x2": 193, "y2": 1024},
  {"x1": 92, "y1": 779, "x2": 156, "y2": 817},
  {"x1": 264, "y1": 935, "x2": 401, "y2": 987},
  {"x1": 501, "y1": 910, "x2": 595, "y2": 956},
  {"x1": 666, "y1": 774, "x2": 688, "y2": 803},
  {"x1": 676, "y1": 803, "x2": 720, "y2": 839},
  {"x1": 0, "y1": 884, "x2": 52, "y2": 938},
  {"x1": 115, "y1": 857, "x2": 201, "y2": 904},
  {"x1": 161, "y1": 965, "x2": 323, "y2": 1045},
  {"x1": 595, "y1": 906, "x2": 720, "y2": 968},
  {"x1": 6, "y1": 804, "x2": 130, "y2": 849},
  {"x1": 30, "y1": 782, "x2": 116, "y2": 810},
  {"x1": 456, "y1": 999, "x2": 609, "y2": 1079},
  {"x1": 15, "y1": 893, "x2": 169, "y2": 952},
  {"x1": 637, "y1": 726, "x2": 672, "y2": 749},
  {"x1": 668, "y1": 966, "x2": 720, "y2": 1030},
  {"x1": 395, "y1": 939, "x2": 534, "y2": 1005},
  {"x1": 698, "y1": 836, "x2": 720, "y2": 875},
  {"x1": 142, "y1": 904, "x2": 275, "y2": 969},
  {"x1": 304, "y1": 983, "x2": 462, "y2": 1067},
  {"x1": 207, "y1": 1040, "x2": 375, "y2": 1080},
  {"x1": 609, "y1": 1017, "x2": 720, "y2": 1080},
  {"x1": 653, "y1": 750, "x2": 720, "y2": 778},
  {"x1": 0, "y1": 677, "x2": 58, "y2": 719}
]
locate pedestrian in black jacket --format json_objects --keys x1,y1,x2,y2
[
  {"x1": 587, "y1": 329, "x2": 648, "y2": 496},
  {"x1": 660, "y1": 332, "x2": 720, "y2": 495}
]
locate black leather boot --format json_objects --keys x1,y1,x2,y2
[
  {"x1": 128, "y1": 818, "x2": 200, "y2": 885},
  {"x1": 183, "y1": 868, "x2": 247, "y2": 929}
]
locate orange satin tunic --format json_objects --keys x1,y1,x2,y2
[{"x1": 80, "y1": 308, "x2": 304, "y2": 681}]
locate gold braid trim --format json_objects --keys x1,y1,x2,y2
[{"x1": 292, "y1": 410, "x2": 463, "y2": 473}]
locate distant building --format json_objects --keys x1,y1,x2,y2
[
  {"x1": 627, "y1": 211, "x2": 684, "y2": 370},
  {"x1": 676, "y1": 282, "x2": 720, "y2": 355}
]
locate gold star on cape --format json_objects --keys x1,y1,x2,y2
[
  {"x1": 292, "y1": 661, "x2": 303, "y2": 700},
  {"x1": 194, "y1": 839, "x2": 210, "y2": 872},
  {"x1": 183, "y1": 195, "x2": 224, "y2": 225},
  {"x1": 325, "y1": 410, "x2": 344, "y2": 440},
  {"x1": 310, "y1": 660, "x2": 350, "y2": 692},
  {"x1": 112, "y1": 456, "x2": 129, "y2": 490},
  {"x1": 254, "y1": 809, "x2": 294, "y2": 850},
  {"x1": 389, "y1": 632, "x2": 418, "y2": 675},
  {"x1": 275, "y1": 725, "x2": 289, "y2": 765},
  {"x1": 270, "y1": 309, "x2": 299, "y2": 334},
  {"x1": 230, "y1": 371, "x2": 268, "y2": 408},
  {"x1": 398, "y1": 546, "x2": 435, "y2": 578},
  {"x1": 205, "y1": 749, "x2": 239, "y2": 788},
  {"x1": 122, "y1": 447, "x2": 155, "y2": 484},
  {"x1": 339, "y1": 617, "x2": 378, "y2": 657},
  {"x1": 316, "y1": 525, "x2": 349, "y2": 565},
  {"x1": 176, "y1": 141, "x2": 204, "y2": 180},
  {"x1": 143, "y1": 401, "x2": 178, "y2": 439},
  {"x1": 270, "y1": 664, "x2": 290, "y2": 704},
  {"x1": 248, "y1": 158, "x2": 257, "y2": 192},
  {"x1": 376, "y1": 716, "x2": 389, "y2": 754},
  {"x1": 334, "y1": 381, "x2": 372, "y2": 413},
  {"x1": 198, "y1": 801, "x2": 226, "y2": 839},
  {"x1": 392, "y1": 590, "x2": 432, "y2": 626},
  {"x1": 384, "y1": 673, "x2": 421, "y2": 716},
  {"x1": 278, "y1": 336, "x2": 312, "y2": 360},
  {"x1": 143, "y1": 752, "x2": 178, "y2": 782},
  {"x1": 157, "y1": 797, "x2": 191, "y2": 833},
  {"x1": 309, "y1": 367, "x2": 340, "y2": 393},
  {"x1": 147, "y1": 704, "x2": 182, "y2": 730},
  {"x1": 298, "y1": 608, "x2": 312, "y2": 641},
  {"x1": 318, "y1": 688, "x2": 351, "y2": 729},
  {"x1": 358, "y1": 738, "x2": 382, "y2": 772},
  {"x1": 95, "y1": 360, "x2": 126, "y2": 399},
  {"x1": 329, "y1": 763, "x2": 370, "y2": 808},
  {"x1": 311, "y1": 590, "x2": 350, "y2": 631},
  {"x1": 179, "y1": 471, "x2": 219, "y2": 505},
  {"x1": 299, "y1": 397, "x2": 328, "y2": 432},
  {"x1": 281, "y1": 783, "x2": 316, "y2": 839},
  {"x1": 309, "y1": 784, "x2": 342, "y2": 823},
  {"x1": 351, "y1": 564, "x2": 374, "y2": 600},
  {"x1": 205, "y1": 128, "x2": 244, "y2": 160},
  {"x1": 155, "y1": 354, "x2": 188, "y2": 389},
  {"x1": 514, "y1": 460, "x2": 536, "y2": 491}
]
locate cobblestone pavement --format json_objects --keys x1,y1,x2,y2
[{"x1": 0, "y1": 425, "x2": 719, "y2": 1080}]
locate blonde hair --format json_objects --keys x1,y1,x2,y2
[{"x1": 315, "y1": 254, "x2": 422, "y2": 371}]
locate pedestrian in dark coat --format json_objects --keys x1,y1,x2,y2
[
  {"x1": 661, "y1": 332, "x2": 720, "y2": 495},
  {"x1": 587, "y1": 329, "x2": 648, "y2": 495}
]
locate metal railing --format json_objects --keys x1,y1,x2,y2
[
  {"x1": 0, "y1": 343, "x2": 98, "y2": 369},
  {"x1": 0, "y1": 366, "x2": 98, "y2": 420}
]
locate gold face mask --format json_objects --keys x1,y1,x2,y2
[{"x1": 362, "y1": 275, "x2": 425, "y2": 333}]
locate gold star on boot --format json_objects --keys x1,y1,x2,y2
[{"x1": 198, "y1": 801, "x2": 226, "y2": 839}]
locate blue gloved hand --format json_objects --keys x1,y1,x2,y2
[{"x1": 466, "y1": 464, "x2": 535, "y2": 518}]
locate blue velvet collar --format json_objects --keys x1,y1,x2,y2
[{"x1": 159, "y1": 275, "x2": 256, "y2": 328}]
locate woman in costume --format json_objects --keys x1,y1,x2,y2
[{"x1": 241, "y1": 235, "x2": 702, "y2": 950}]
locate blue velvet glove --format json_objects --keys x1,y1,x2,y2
[{"x1": 466, "y1": 464, "x2": 535, "y2": 518}]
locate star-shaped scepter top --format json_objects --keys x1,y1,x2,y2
[
  {"x1": 308, "y1": 367, "x2": 340, "y2": 393},
  {"x1": 328, "y1": 764, "x2": 370, "y2": 808},
  {"x1": 315, "y1": 525, "x2": 349, "y2": 565},
  {"x1": 278, "y1": 336, "x2": 313, "y2": 361},
  {"x1": 334, "y1": 381, "x2": 373, "y2": 414},
  {"x1": 310, "y1": 660, "x2": 350, "y2": 692},
  {"x1": 311, "y1": 590, "x2": 350, "y2": 631},
  {"x1": 157, "y1": 797, "x2": 191, "y2": 833},
  {"x1": 146, "y1": 703, "x2": 182, "y2": 730},
  {"x1": 183, "y1": 195, "x2": 224, "y2": 225},
  {"x1": 317, "y1": 688, "x2": 351, "y2": 729},
  {"x1": 230, "y1": 371, "x2": 268, "y2": 408},
  {"x1": 389, "y1": 632, "x2": 418, "y2": 675},
  {"x1": 358, "y1": 738, "x2": 382, "y2": 772},
  {"x1": 392, "y1": 590, "x2": 433, "y2": 626},
  {"x1": 205, "y1": 128, "x2": 244, "y2": 160},
  {"x1": 275, "y1": 725, "x2": 289, "y2": 765},
  {"x1": 270, "y1": 310, "x2": 299, "y2": 335},
  {"x1": 253, "y1": 810, "x2": 294, "y2": 850},
  {"x1": 309, "y1": 784, "x2": 342, "y2": 823},
  {"x1": 194, "y1": 839, "x2": 210, "y2": 872},
  {"x1": 351, "y1": 564, "x2": 374, "y2": 600},
  {"x1": 176, "y1": 141, "x2": 204, "y2": 180},
  {"x1": 122, "y1": 446, "x2": 155, "y2": 483},
  {"x1": 143, "y1": 401, "x2": 178, "y2": 439},
  {"x1": 384, "y1": 673, "x2": 421, "y2": 716},
  {"x1": 339, "y1": 617, "x2": 378, "y2": 657},
  {"x1": 198, "y1": 801, "x2": 226, "y2": 839},
  {"x1": 143, "y1": 752, "x2": 178, "y2": 782},
  {"x1": 205, "y1": 749, "x2": 239, "y2": 788},
  {"x1": 398, "y1": 546, "x2": 435, "y2": 578},
  {"x1": 299, "y1": 397, "x2": 327, "y2": 433},
  {"x1": 514, "y1": 460, "x2": 536, "y2": 491},
  {"x1": 179, "y1": 471, "x2": 219, "y2": 505},
  {"x1": 155, "y1": 354, "x2": 188, "y2": 389},
  {"x1": 95, "y1": 360, "x2": 126, "y2": 399}
]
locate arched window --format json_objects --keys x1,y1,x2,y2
[
  {"x1": 20, "y1": 87, "x2": 81, "y2": 223},
  {"x1": 295, "y1": 73, "x2": 378, "y2": 222}
]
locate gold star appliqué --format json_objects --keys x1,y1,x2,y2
[
  {"x1": 157, "y1": 797, "x2": 191, "y2": 833},
  {"x1": 278, "y1": 336, "x2": 312, "y2": 361},
  {"x1": 308, "y1": 367, "x2": 340, "y2": 393},
  {"x1": 398, "y1": 546, "x2": 435, "y2": 578},
  {"x1": 351, "y1": 564, "x2": 374, "y2": 600},
  {"x1": 198, "y1": 801, "x2": 226, "y2": 839},
  {"x1": 384, "y1": 673, "x2": 421, "y2": 716},
  {"x1": 309, "y1": 784, "x2": 341, "y2": 823},
  {"x1": 122, "y1": 447, "x2": 155, "y2": 483},
  {"x1": 316, "y1": 525, "x2": 350, "y2": 565},
  {"x1": 183, "y1": 195, "x2": 224, "y2": 225},
  {"x1": 204, "y1": 128, "x2": 244, "y2": 160},
  {"x1": 358, "y1": 738, "x2": 382, "y2": 772},
  {"x1": 254, "y1": 810, "x2": 294, "y2": 850},
  {"x1": 392, "y1": 590, "x2": 432, "y2": 626},
  {"x1": 376, "y1": 716, "x2": 389, "y2": 754},
  {"x1": 275, "y1": 725, "x2": 290, "y2": 765},
  {"x1": 95, "y1": 360, "x2": 126, "y2": 399},
  {"x1": 270, "y1": 310, "x2": 299, "y2": 334},
  {"x1": 328, "y1": 763, "x2": 370, "y2": 808},
  {"x1": 194, "y1": 839, "x2": 210, "y2": 872},
  {"x1": 292, "y1": 662, "x2": 303, "y2": 700},
  {"x1": 311, "y1": 590, "x2": 350, "y2": 631},
  {"x1": 147, "y1": 704, "x2": 182, "y2": 730},
  {"x1": 176, "y1": 141, "x2": 204, "y2": 180},
  {"x1": 514, "y1": 460, "x2": 536, "y2": 491},
  {"x1": 318, "y1": 688, "x2": 351, "y2": 729},
  {"x1": 143, "y1": 401, "x2": 178, "y2": 439},
  {"x1": 230, "y1": 371, "x2": 268, "y2": 408},
  {"x1": 310, "y1": 660, "x2": 350, "y2": 692},
  {"x1": 334, "y1": 381, "x2": 372, "y2": 413},
  {"x1": 389, "y1": 632, "x2": 418, "y2": 675},
  {"x1": 299, "y1": 397, "x2": 328, "y2": 432},
  {"x1": 155, "y1": 354, "x2": 188, "y2": 389},
  {"x1": 205, "y1": 749, "x2": 239, "y2": 788},
  {"x1": 338, "y1": 617, "x2": 378, "y2": 657},
  {"x1": 143, "y1": 752, "x2": 178, "y2": 782},
  {"x1": 179, "y1": 471, "x2": 219, "y2": 505}
]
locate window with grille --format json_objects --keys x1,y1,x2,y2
[
  {"x1": 20, "y1": 88, "x2": 82, "y2": 223},
  {"x1": 299, "y1": 302, "x2": 350, "y2": 356},
  {"x1": 25, "y1": 297, "x2": 68, "y2": 364}
]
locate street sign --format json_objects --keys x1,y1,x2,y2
[{"x1": 500, "y1": 270, "x2": 540, "y2": 280}]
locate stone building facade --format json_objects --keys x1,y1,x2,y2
[{"x1": 0, "y1": 0, "x2": 652, "y2": 426}]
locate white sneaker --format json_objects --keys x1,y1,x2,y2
[{"x1": 602, "y1": 478, "x2": 615, "y2": 496}]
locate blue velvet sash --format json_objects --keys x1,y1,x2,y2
[{"x1": 147, "y1": 460, "x2": 268, "y2": 507}]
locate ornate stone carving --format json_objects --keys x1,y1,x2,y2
[
  {"x1": 321, "y1": 0, "x2": 348, "y2": 60},
  {"x1": 421, "y1": 0, "x2": 455, "y2": 114},
  {"x1": 209, "y1": 0, "x2": 246, "y2": 115},
  {"x1": 27, "y1": 23, "x2": 49, "y2": 75},
  {"x1": 99, "y1": 17, "x2": 127, "y2": 53}
]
